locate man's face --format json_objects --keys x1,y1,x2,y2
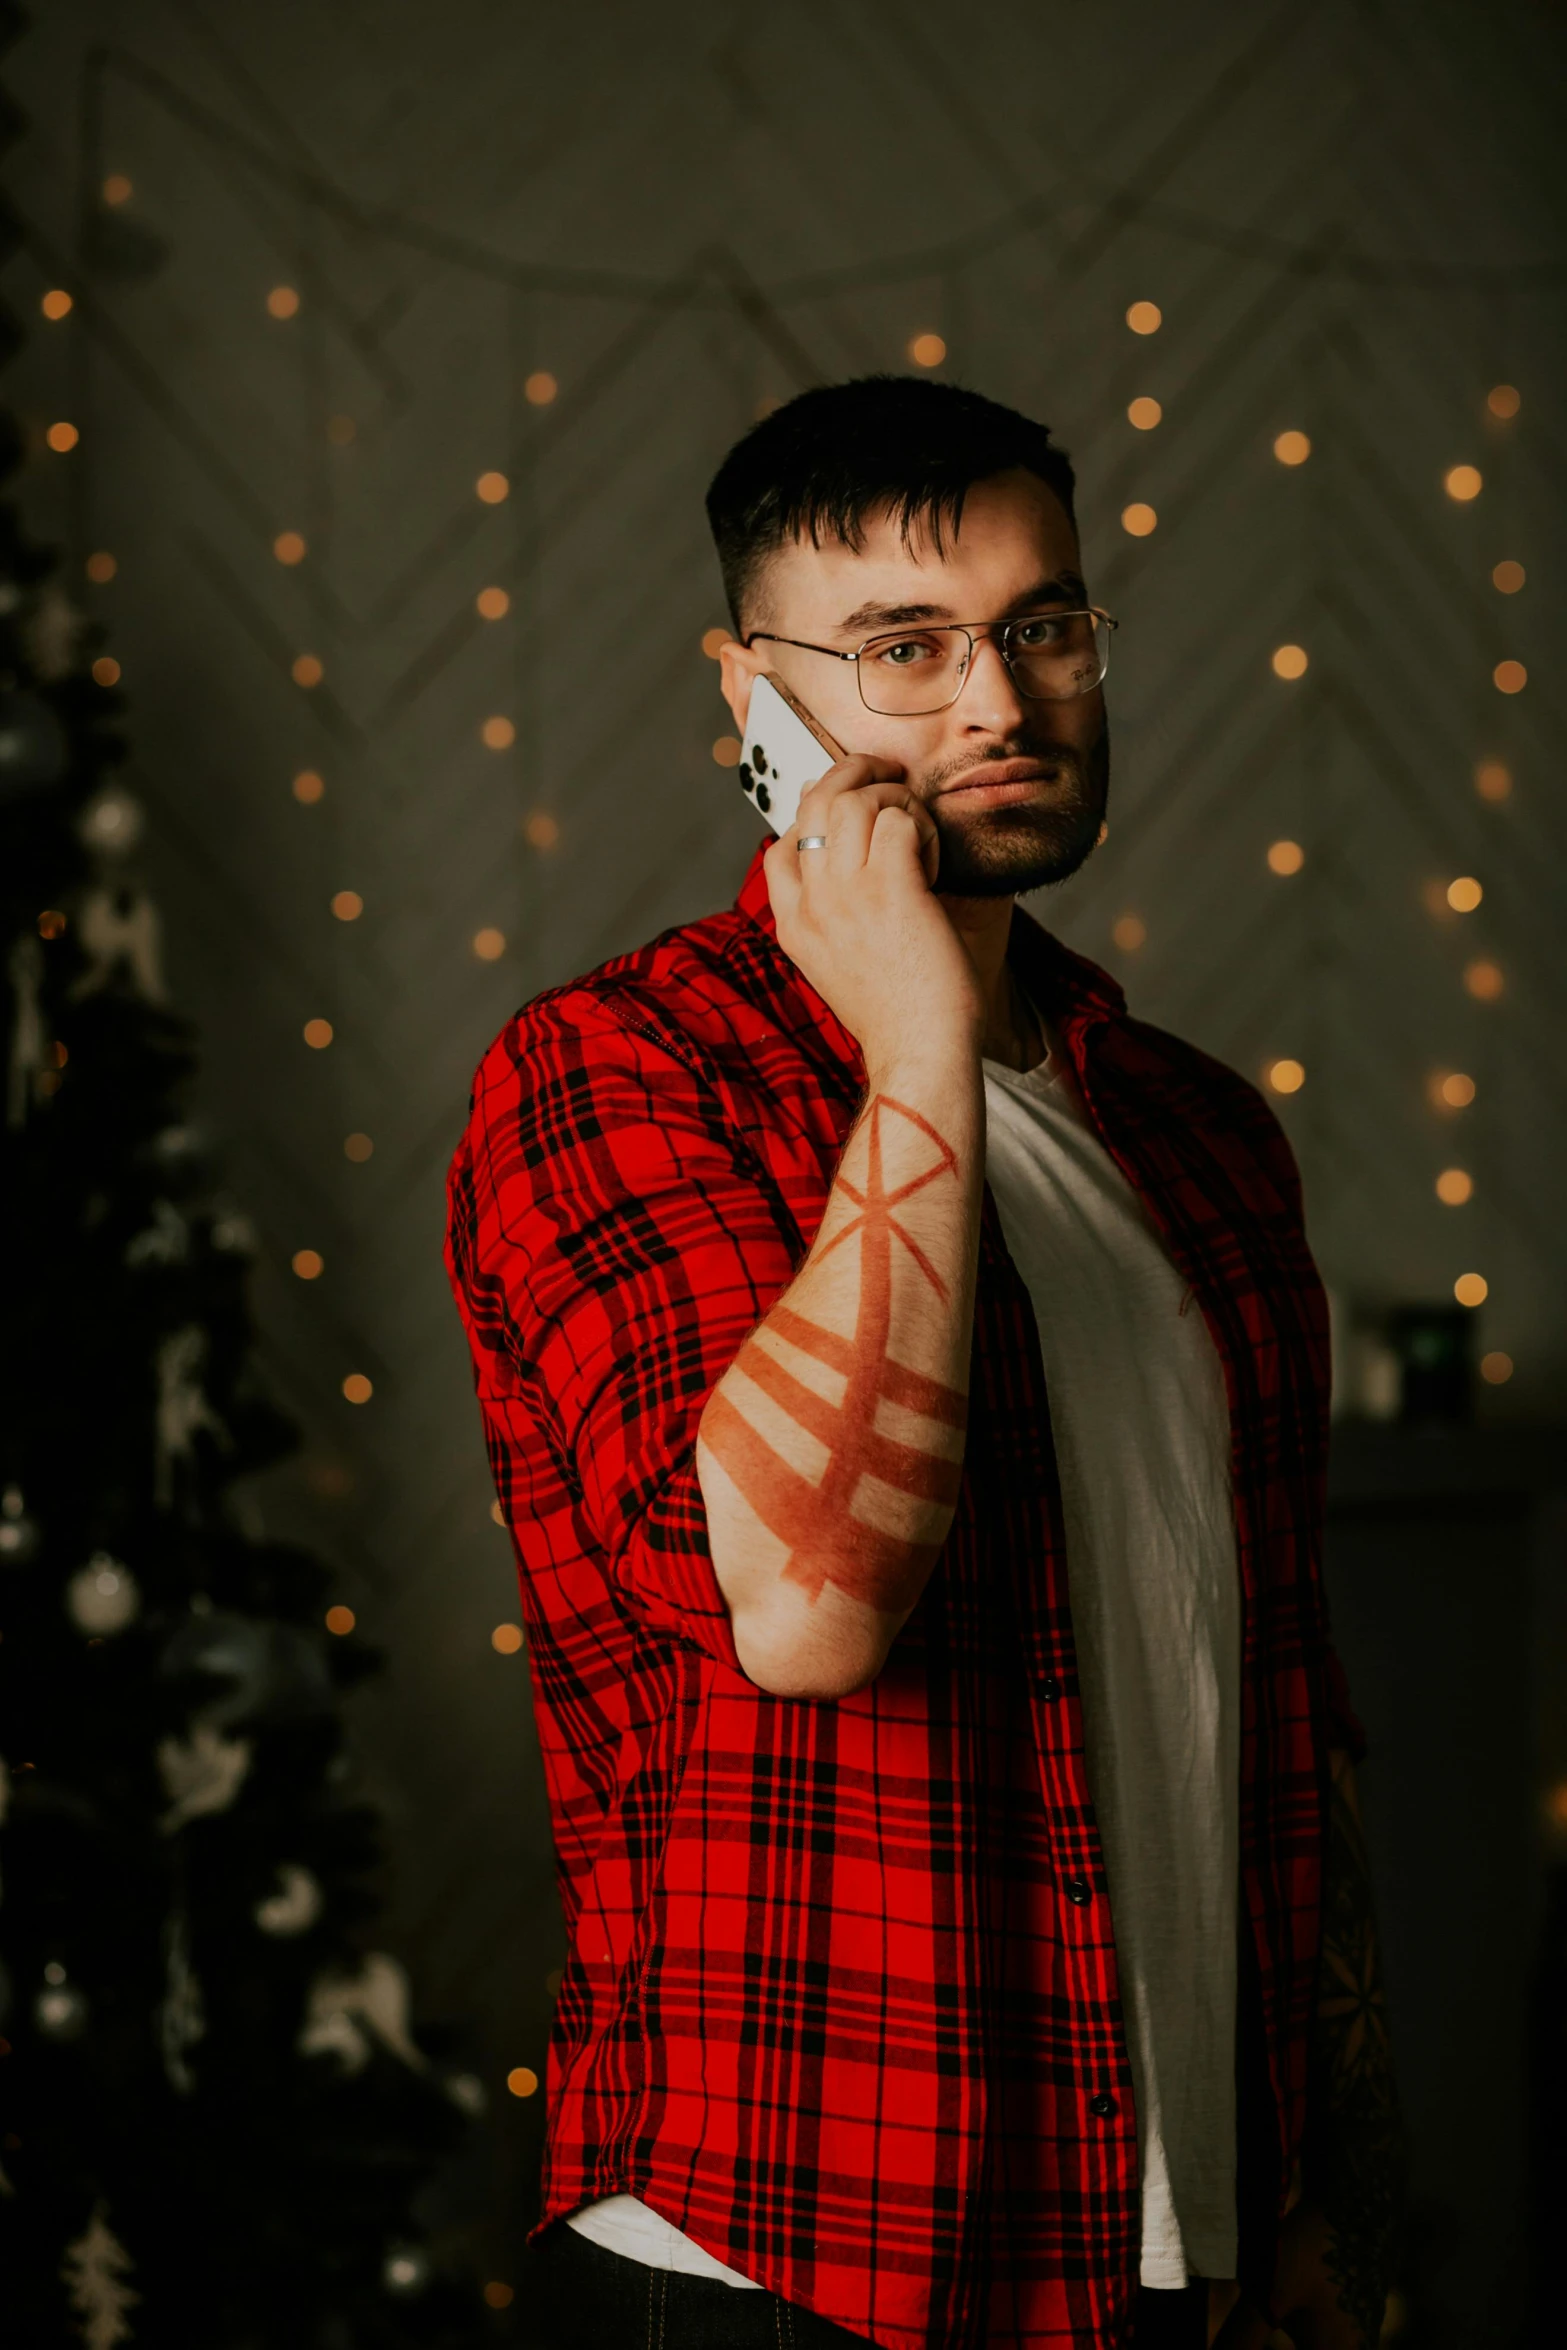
[{"x1": 720, "y1": 468, "x2": 1108, "y2": 898}]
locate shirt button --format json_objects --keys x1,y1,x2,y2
[
  {"x1": 1089, "y1": 2092, "x2": 1117, "y2": 2119},
  {"x1": 1041, "y1": 1676, "x2": 1062, "y2": 1701},
  {"x1": 1064, "y1": 1876, "x2": 1092, "y2": 1906}
]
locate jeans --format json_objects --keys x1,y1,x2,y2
[{"x1": 523, "y1": 2222, "x2": 1210, "y2": 2347}]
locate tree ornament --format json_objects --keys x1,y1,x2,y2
[
  {"x1": 66, "y1": 1553, "x2": 141, "y2": 1636},
  {"x1": 161, "y1": 1610, "x2": 332, "y2": 1728},
  {"x1": 161, "y1": 1910, "x2": 205, "y2": 2092},
  {"x1": 0, "y1": 687, "x2": 68, "y2": 799},
  {"x1": 382, "y1": 2244, "x2": 431, "y2": 2295},
  {"x1": 445, "y1": 2070, "x2": 487, "y2": 2116},
  {"x1": 299, "y1": 1952, "x2": 427, "y2": 2075},
  {"x1": 124, "y1": 1198, "x2": 190, "y2": 1268},
  {"x1": 69, "y1": 884, "x2": 167, "y2": 1004},
  {"x1": 208, "y1": 1199, "x2": 258, "y2": 1254},
  {"x1": 26, "y1": 583, "x2": 84, "y2": 681},
  {"x1": 0, "y1": 1483, "x2": 39, "y2": 1566},
  {"x1": 34, "y1": 1973, "x2": 89, "y2": 2039},
  {"x1": 153, "y1": 1324, "x2": 225, "y2": 1504},
  {"x1": 157, "y1": 1719, "x2": 253, "y2": 1832},
  {"x1": 6, "y1": 933, "x2": 52, "y2": 1130},
  {"x1": 60, "y1": 2203, "x2": 140, "y2": 2350},
  {"x1": 254, "y1": 1863, "x2": 323, "y2": 1937},
  {"x1": 77, "y1": 783, "x2": 145, "y2": 860}
]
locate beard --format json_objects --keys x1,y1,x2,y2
[{"x1": 922, "y1": 720, "x2": 1110, "y2": 899}]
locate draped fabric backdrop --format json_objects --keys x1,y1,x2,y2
[{"x1": 6, "y1": 0, "x2": 1563, "y2": 2289}]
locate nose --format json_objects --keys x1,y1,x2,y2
[{"x1": 955, "y1": 632, "x2": 1029, "y2": 732}]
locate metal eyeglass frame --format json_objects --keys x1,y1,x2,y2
[{"x1": 743, "y1": 608, "x2": 1118, "y2": 717}]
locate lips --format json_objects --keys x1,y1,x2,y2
[{"x1": 937, "y1": 758, "x2": 1067, "y2": 800}]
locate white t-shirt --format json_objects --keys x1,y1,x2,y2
[{"x1": 569, "y1": 1038, "x2": 1241, "y2": 2292}]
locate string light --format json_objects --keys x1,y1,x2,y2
[
  {"x1": 1120, "y1": 503, "x2": 1157, "y2": 538},
  {"x1": 325, "y1": 1605, "x2": 356, "y2": 1634},
  {"x1": 303, "y1": 1018, "x2": 334, "y2": 1049},
  {"x1": 1446, "y1": 875, "x2": 1482, "y2": 912},
  {"x1": 1443, "y1": 464, "x2": 1482, "y2": 502},
  {"x1": 292, "y1": 653, "x2": 324, "y2": 688},
  {"x1": 480, "y1": 715, "x2": 515, "y2": 749},
  {"x1": 1480, "y1": 1351, "x2": 1513, "y2": 1384},
  {"x1": 1272, "y1": 430, "x2": 1311, "y2": 466},
  {"x1": 490, "y1": 1500, "x2": 506, "y2": 1526},
  {"x1": 86, "y1": 550, "x2": 116, "y2": 583},
  {"x1": 292, "y1": 1249, "x2": 325, "y2": 1279},
  {"x1": 523, "y1": 811, "x2": 559, "y2": 848},
  {"x1": 1111, "y1": 914, "x2": 1146, "y2": 951},
  {"x1": 38, "y1": 910, "x2": 67, "y2": 939},
  {"x1": 102, "y1": 174, "x2": 133, "y2": 206},
  {"x1": 1266, "y1": 1059, "x2": 1305, "y2": 1095},
  {"x1": 344, "y1": 1132, "x2": 374, "y2": 1162},
  {"x1": 476, "y1": 586, "x2": 509, "y2": 619},
  {"x1": 91, "y1": 657, "x2": 120, "y2": 687},
  {"x1": 292, "y1": 769, "x2": 325, "y2": 804},
  {"x1": 712, "y1": 735, "x2": 742, "y2": 766},
  {"x1": 472, "y1": 928, "x2": 506, "y2": 961},
  {"x1": 45, "y1": 421, "x2": 79, "y2": 453},
  {"x1": 476, "y1": 470, "x2": 510, "y2": 504},
  {"x1": 1492, "y1": 659, "x2": 1526, "y2": 695},
  {"x1": 342, "y1": 1374, "x2": 373, "y2": 1404},
  {"x1": 41, "y1": 289, "x2": 73, "y2": 321},
  {"x1": 1428, "y1": 1071, "x2": 1475, "y2": 1110},
  {"x1": 1453, "y1": 1272, "x2": 1487, "y2": 1307},
  {"x1": 1267, "y1": 839, "x2": 1305, "y2": 875},
  {"x1": 505, "y1": 2067, "x2": 539, "y2": 2098},
  {"x1": 1434, "y1": 1169, "x2": 1473, "y2": 1206},
  {"x1": 1463, "y1": 958, "x2": 1504, "y2": 1001},
  {"x1": 483, "y1": 2284, "x2": 515, "y2": 2311},
  {"x1": 1126, "y1": 300, "x2": 1162, "y2": 335},
  {"x1": 331, "y1": 890, "x2": 363, "y2": 922},
  {"x1": 1126, "y1": 397, "x2": 1162, "y2": 430},
  {"x1": 267, "y1": 285, "x2": 300, "y2": 319},
  {"x1": 1491, "y1": 560, "x2": 1524, "y2": 594},
  {"x1": 524, "y1": 372, "x2": 557, "y2": 405},
  {"x1": 701, "y1": 626, "x2": 731, "y2": 658},
  {"x1": 274, "y1": 531, "x2": 306, "y2": 565},
  {"x1": 1474, "y1": 760, "x2": 1511, "y2": 802},
  {"x1": 1486, "y1": 384, "x2": 1520, "y2": 419},
  {"x1": 492, "y1": 1623, "x2": 524, "y2": 1654},
  {"x1": 1271, "y1": 644, "x2": 1308, "y2": 680},
  {"x1": 908, "y1": 332, "x2": 946, "y2": 368}
]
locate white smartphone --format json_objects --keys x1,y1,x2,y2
[{"x1": 737, "y1": 673, "x2": 845, "y2": 834}]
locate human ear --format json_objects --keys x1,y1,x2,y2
[{"x1": 718, "y1": 637, "x2": 766, "y2": 736}]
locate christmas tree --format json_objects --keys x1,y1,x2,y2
[{"x1": 0, "y1": 410, "x2": 488, "y2": 2343}]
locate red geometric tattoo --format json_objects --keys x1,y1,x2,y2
[{"x1": 700, "y1": 1096, "x2": 968, "y2": 1614}]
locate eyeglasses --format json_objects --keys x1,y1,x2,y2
[{"x1": 744, "y1": 608, "x2": 1117, "y2": 718}]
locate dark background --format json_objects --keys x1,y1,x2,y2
[{"x1": 4, "y1": 5, "x2": 1564, "y2": 2339}]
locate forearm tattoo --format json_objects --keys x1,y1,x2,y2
[
  {"x1": 1305, "y1": 1753, "x2": 1406, "y2": 2344},
  {"x1": 701, "y1": 1094, "x2": 967, "y2": 1615}
]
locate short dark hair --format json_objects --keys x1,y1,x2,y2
[{"x1": 705, "y1": 376, "x2": 1077, "y2": 631}]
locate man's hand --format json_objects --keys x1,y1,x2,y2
[{"x1": 764, "y1": 754, "x2": 983, "y2": 1077}]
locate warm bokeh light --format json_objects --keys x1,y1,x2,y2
[
  {"x1": 1271, "y1": 644, "x2": 1308, "y2": 680},
  {"x1": 344, "y1": 1132, "x2": 374, "y2": 1162},
  {"x1": 1486, "y1": 383, "x2": 1520, "y2": 419},
  {"x1": 102, "y1": 174, "x2": 133, "y2": 206},
  {"x1": 292, "y1": 1248, "x2": 325, "y2": 1279},
  {"x1": 1127, "y1": 396, "x2": 1162, "y2": 430},
  {"x1": 86, "y1": 550, "x2": 117, "y2": 583},
  {"x1": 325, "y1": 1604, "x2": 356, "y2": 1635},
  {"x1": 274, "y1": 530, "x2": 306, "y2": 566},
  {"x1": 342, "y1": 1373, "x2": 374, "y2": 1405},
  {"x1": 292, "y1": 769, "x2": 325, "y2": 804},
  {"x1": 483, "y1": 2284, "x2": 515, "y2": 2311},
  {"x1": 1430, "y1": 1071, "x2": 1476, "y2": 1111},
  {"x1": 1266, "y1": 1059, "x2": 1306, "y2": 1095},
  {"x1": 476, "y1": 586, "x2": 509, "y2": 620},
  {"x1": 909, "y1": 332, "x2": 947, "y2": 368},
  {"x1": 303, "y1": 1018, "x2": 334, "y2": 1050},
  {"x1": 1446, "y1": 875, "x2": 1482, "y2": 913},
  {"x1": 1491, "y1": 560, "x2": 1525, "y2": 595},
  {"x1": 712, "y1": 734, "x2": 742, "y2": 767},
  {"x1": 1267, "y1": 839, "x2": 1305, "y2": 876},
  {"x1": 491, "y1": 1623, "x2": 524, "y2": 1655},
  {"x1": 505, "y1": 2067, "x2": 539, "y2": 2098},
  {"x1": 523, "y1": 810, "x2": 560, "y2": 849},
  {"x1": 1493, "y1": 659, "x2": 1526, "y2": 695},
  {"x1": 331, "y1": 890, "x2": 363, "y2": 922},
  {"x1": 1126, "y1": 300, "x2": 1162, "y2": 335},
  {"x1": 38, "y1": 909, "x2": 67, "y2": 940},
  {"x1": 524, "y1": 371, "x2": 558, "y2": 406},
  {"x1": 480, "y1": 715, "x2": 515, "y2": 750},
  {"x1": 1480, "y1": 1351, "x2": 1514, "y2": 1386},
  {"x1": 41, "y1": 288, "x2": 73, "y2": 321},
  {"x1": 1111, "y1": 914, "x2": 1147, "y2": 952},
  {"x1": 490, "y1": 1499, "x2": 506, "y2": 1526},
  {"x1": 1120, "y1": 502, "x2": 1158, "y2": 538},
  {"x1": 472, "y1": 927, "x2": 507, "y2": 961},
  {"x1": 1453, "y1": 1272, "x2": 1488, "y2": 1308},
  {"x1": 267, "y1": 285, "x2": 300, "y2": 320},
  {"x1": 702, "y1": 626, "x2": 731, "y2": 659},
  {"x1": 1273, "y1": 430, "x2": 1311, "y2": 466},
  {"x1": 1443, "y1": 464, "x2": 1482, "y2": 502},
  {"x1": 291, "y1": 653, "x2": 324, "y2": 688},
  {"x1": 1435, "y1": 1168, "x2": 1473, "y2": 1207},
  {"x1": 1474, "y1": 759, "x2": 1512, "y2": 803},
  {"x1": 91, "y1": 657, "x2": 120, "y2": 688},
  {"x1": 476, "y1": 470, "x2": 510, "y2": 504},
  {"x1": 46, "y1": 421, "x2": 79, "y2": 453},
  {"x1": 1464, "y1": 958, "x2": 1504, "y2": 1001}
]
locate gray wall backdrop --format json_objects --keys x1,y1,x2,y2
[{"x1": 6, "y1": 0, "x2": 1564, "y2": 2280}]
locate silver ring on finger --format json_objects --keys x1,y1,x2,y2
[{"x1": 797, "y1": 835, "x2": 829, "y2": 852}]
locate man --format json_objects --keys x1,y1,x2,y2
[{"x1": 446, "y1": 378, "x2": 1402, "y2": 2349}]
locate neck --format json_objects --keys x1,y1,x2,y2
[{"x1": 944, "y1": 894, "x2": 1041, "y2": 1071}]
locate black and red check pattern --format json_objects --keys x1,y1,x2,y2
[{"x1": 445, "y1": 845, "x2": 1353, "y2": 2350}]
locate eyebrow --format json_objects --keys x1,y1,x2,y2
[{"x1": 834, "y1": 572, "x2": 1088, "y2": 638}]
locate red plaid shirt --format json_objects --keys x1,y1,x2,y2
[{"x1": 445, "y1": 845, "x2": 1355, "y2": 2349}]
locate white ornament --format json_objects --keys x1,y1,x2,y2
[
  {"x1": 254, "y1": 1863, "x2": 322, "y2": 1937},
  {"x1": 154, "y1": 1325, "x2": 226, "y2": 1505},
  {"x1": 60, "y1": 2202, "x2": 140, "y2": 2350},
  {"x1": 35, "y1": 1979, "x2": 89, "y2": 2038},
  {"x1": 299, "y1": 1951, "x2": 427, "y2": 2075},
  {"x1": 77, "y1": 785, "x2": 145, "y2": 860},
  {"x1": 383, "y1": 2244, "x2": 430, "y2": 2294},
  {"x1": 6, "y1": 933, "x2": 50, "y2": 1130},
  {"x1": 67, "y1": 1554, "x2": 141, "y2": 1636},
  {"x1": 157, "y1": 1720, "x2": 253, "y2": 1832},
  {"x1": 69, "y1": 884, "x2": 167, "y2": 1004}
]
